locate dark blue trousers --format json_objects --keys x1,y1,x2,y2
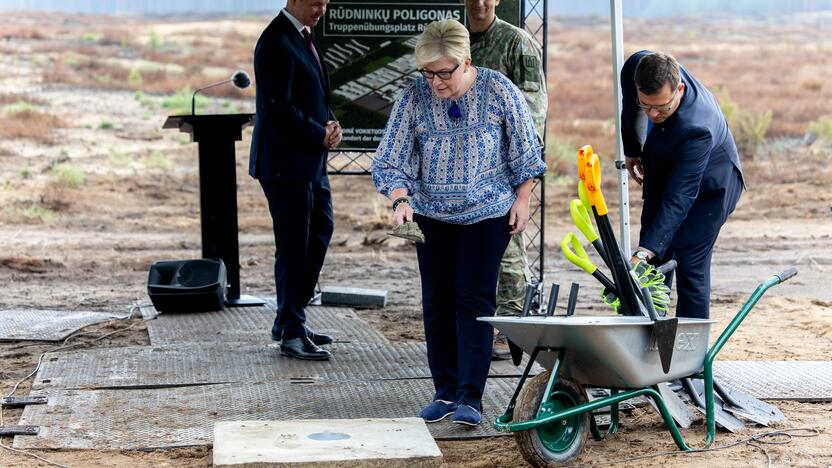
[
  {"x1": 414, "y1": 213, "x2": 511, "y2": 410},
  {"x1": 260, "y1": 177, "x2": 333, "y2": 340},
  {"x1": 654, "y1": 169, "x2": 742, "y2": 319}
]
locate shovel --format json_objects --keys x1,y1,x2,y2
[
  {"x1": 576, "y1": 145, "x2": 594, "y2": 213},
  {"x1": 561, "y1": 233, "x2": 618, "y2": 296},
  {"x1": 583, "y1": 154, "x2": 642, "y2": 317},
  {"x1": 569, "y1": 199, "x2": 611, "y2": 270},
  {"x1": 584, "y1": 154, "x2": 678, "y2": 372}
]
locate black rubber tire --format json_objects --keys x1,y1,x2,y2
[{"x1": 513, "y1": 371, "x2": 589, "y2": 467}]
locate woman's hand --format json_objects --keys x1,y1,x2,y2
[
  {"x1": 508, "y1": 195, "x2": 530, "y2": 234},
  {"x1": 509, "y1": 180, "x2": 533, "y2": 234},
  {"x1": 390, "y1": 188, "x2": 412, "y2": 226},
  {"x1": 394, "y1": 202, "x2": 413, "y2": 226}
]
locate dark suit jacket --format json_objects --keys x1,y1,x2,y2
[
  {"x1": 621, "y1": 50, "x2": 744, "y2": 257},
  {"x1": 249, "y1": 11, "x2": 334, "y2": 183}
]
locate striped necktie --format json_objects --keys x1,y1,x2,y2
[{"x1": 302, "y1": 29, "x2": 323, "y2": 74}]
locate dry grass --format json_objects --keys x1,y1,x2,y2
[
  {"x1": 0, "y1": 109, "x2": 66, "y2": 145},
  {"x1": 0, "y1": 93, "x2": 47, "y2": 106},
  {"x1": 33, "y1": 18, "x2": 258, "y2": 97},
  {"x1": 0, "y1": 26, "x2": 46, "y2": 40},
  {"x1": 547, "y1": 15, "x2": 832, "y2": 156}
]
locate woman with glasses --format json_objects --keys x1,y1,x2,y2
[{"x1": 372, "y1": 19, "x2": 546, "y2": 426}]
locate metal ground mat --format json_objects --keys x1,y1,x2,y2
[
  {"x1": 714, "y1": 361, "x2": 832, "y2": 401},
  {"x1": 14, "y1": 378, "x2": 519, "y2": 449},
  {"x1": 32, "y1": 342, "x2": 539, "y2": 390},
  {"x1": 146, "y1": 305, "x2": 388, "y2": 345},
  {"x1": 0, "y1": 309, "x2": 124, "y2": 342}
]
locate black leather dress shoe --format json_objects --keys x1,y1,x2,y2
[
  {"x1": 306, "y1": 329, "x2": 333, "y2": 346},
  {"x1": 280, "y1": 337, "x2": 331, "y2": 361}
]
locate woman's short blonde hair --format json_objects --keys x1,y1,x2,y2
[{"x1": 415, "y1": 20, "x2": 470, "y2": 68}]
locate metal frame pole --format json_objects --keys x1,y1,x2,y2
[{"x1": 609, "y1": 0, "x2": 631, "y2": 258}]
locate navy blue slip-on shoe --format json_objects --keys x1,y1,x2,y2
[
  {"x1": 419, "y1": 400, "x2": 458, "y2": 423},
  {"x1": 451, "y1": 404, "x2": 482, "y2": 426}
]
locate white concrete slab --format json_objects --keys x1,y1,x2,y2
[{"x1": 213, "y1": 418, "x2": 443, "y2": 468}]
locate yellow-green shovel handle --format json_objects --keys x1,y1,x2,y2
[
  {"x1": 570, "y1": 199, "x2": 598, "y2": 243},
  {"x1": 561, "y1": 232, "x2": 596, "y2": 275}
]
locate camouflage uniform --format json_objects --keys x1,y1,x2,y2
[{"x1": 470, "y1": 17, "x2": 547, "y2": 317}]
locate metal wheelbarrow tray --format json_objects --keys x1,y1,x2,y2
[
  {"x1": 485, "y1": 315, "x2": 713, "y2": 389},
  {"x1": 479, "y1": 268, "x2": 797, "y2": 466}
]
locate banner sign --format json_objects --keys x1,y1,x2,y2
[{"x1": 317, "y1": 0, "x2": 519, "y2": 148}]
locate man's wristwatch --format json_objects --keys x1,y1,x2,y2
[{"x1": 633, "y1": 249, "x2": 651, "y2": 262}]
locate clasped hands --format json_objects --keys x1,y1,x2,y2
[{"x1": 323, "y1": 120, "x2": 342, "y2": 149}]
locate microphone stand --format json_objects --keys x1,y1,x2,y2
[{"x1": 191, "y1": 79, "x2": 231, "y2": 115}]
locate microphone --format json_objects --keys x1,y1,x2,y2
[{"x1": 191, "y1": 70, "x2": 252, "y2": 115}]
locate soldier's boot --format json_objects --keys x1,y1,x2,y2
[{"x1": 491, "y1": 332, "x2": 512, "y2": 361}]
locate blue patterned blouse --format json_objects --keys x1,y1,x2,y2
[{"x1": 372, "y1": 67, "x2": 546, "y2": 225}]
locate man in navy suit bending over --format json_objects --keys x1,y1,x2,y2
[
  {"x1": 249, "y1": 0, "x2": 340, "y2": 360},
  {"x1": 621, "y1": 51, "x2": 744, "y2": 319}
]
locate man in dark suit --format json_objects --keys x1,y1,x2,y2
[
  {"x1": 249, "y1": 0, "x2": 340, "y2": 360},
  {"x1": 621, "y1": 51, "x2": 744, "y2": 319}
]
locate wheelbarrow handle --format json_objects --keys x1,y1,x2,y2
[
  {"x1": 776, "y1": 267, "x2": 798, "y2": 283},
  {"x1": 705, "y1": 267, "x2": 799, "y2": 368},
  {"x1": 658, "y1": 260, "x2": 677, "y2": 275}
]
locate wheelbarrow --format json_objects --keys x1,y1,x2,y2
[{"x1": 479, "y1": 267, "x2": 797, "y2": 466}]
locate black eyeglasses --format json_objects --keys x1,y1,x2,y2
[
  {"x1": 419, "y1": 63, "x2": 460, "y2": 80},
  {"x1": 637, "y1": 84, "x2": 681, "y2": 113}
]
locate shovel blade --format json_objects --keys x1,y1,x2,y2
[
  {"x1": 718, "y1": 383, "x2": 786, "y2": 426},
  {"x1": 651, "y1": 382, "x2": 696, "y2": 428},
  {"x1": 508, "y1": 339, "x2": 524, "y2": 366},
  {"x1": 654, "y1": 318, "x2": 678, "y2": 374}
]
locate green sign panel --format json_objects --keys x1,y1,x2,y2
[{"x1": 317, "y1": 0, "x2": 520, "y2": 148}]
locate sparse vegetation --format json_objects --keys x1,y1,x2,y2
[
  {"x1": 128, "y1": 68, "x2": 143, "y2": 87},
  {"x1": 717, "y1": 88, "x2": 772, "y2": 159},
  {"x1": 20, "y1": 204, "x2": 56, "y2": 222},
  {"x1": 141, "y1": 150, "x2": 171, "y2": 170},
  {"x1": 108, "y1": 147, "x2": 131, "y2": 167},
  {"x1": 99, "y1": 121, "x2": 115, "y2": 130},
  {"x1": 808, "y1": 115, "x2": 832, "y2": 139},
  {"x1": 50, "y1": 164, "x2": 85, "y2": 188},
  {"x1": 134, "y1": 91, "x2": 155, "y2": 108},
  {"x1": 149, "y1": 29, "x2": 161, "y2": 51},
  {"x1": 3, "y1": 99, "x2": 39, "y2": 115},
  {"x1": 81, "y1": 31, "x2": 103, "y2": 43},
  {"x1": 162, "y1": 88, "x2": 207, "y2": 116}
]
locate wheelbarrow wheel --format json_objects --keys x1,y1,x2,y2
[{"x1": 514, "y1": 371, "x2": 589, "y2": 466}]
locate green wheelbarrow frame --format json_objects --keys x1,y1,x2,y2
[{"x1": 493, "y1": 268, "x2": 797, "y2": 454}]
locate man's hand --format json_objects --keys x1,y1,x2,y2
[
  {"x1": 508, "y1": 195, "x2": 530, "y2": 234},
  {"x1": 630, "y1": 247, "x2": 655, "y2": 266},
  {"x1": 626, "y1": 156, "x2": 644, "y2": 185},
  {"x1": 323, "y1": 121, "x2": 342, "y2": 149}
]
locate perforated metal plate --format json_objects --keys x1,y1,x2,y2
[
  {"x1": 15, "y1": 378, "x2": 519, "y2": 449},
  {"x1": 714, "y1": 361, "x2": 832, "y2": 401},
  {"x1": 33, "y1": 342, "x2": 537, "y2": 390},
  {"x1": 146, "y1": 305, "x2": 388, "y2": 345},
  {"x1": 0, "y1": 309, "x2": 123, "y2": 342}
]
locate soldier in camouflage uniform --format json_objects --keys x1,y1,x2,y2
[{"x1": 464, "y1": 0, "x2": 548, "y2": 359}]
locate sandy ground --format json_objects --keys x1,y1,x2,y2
[{"x1": 0, "y1": 11, "x2": 831, "y2": 468}]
